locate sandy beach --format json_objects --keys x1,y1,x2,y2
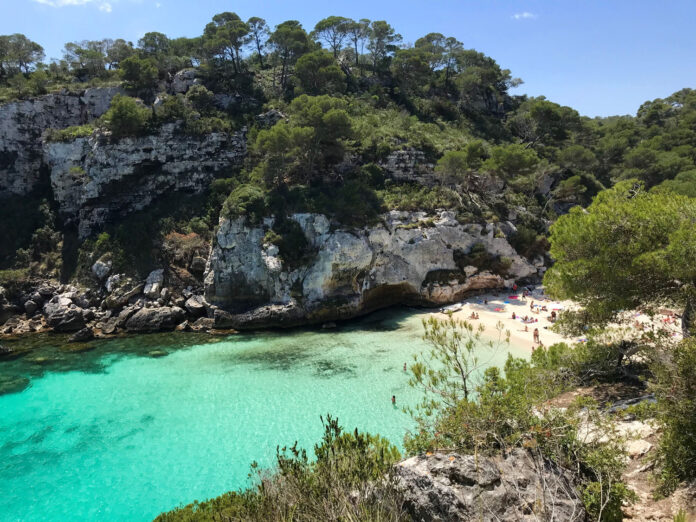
[
  {"x1": 429, "y1": 286, "x2": 684, "y2": 353},
  {"x1": 429, "y1": 287, "x2": 575, "y2": 352}
]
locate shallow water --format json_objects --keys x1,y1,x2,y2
[{"x1": 0, "y1": 308, "x2": 525, "y2": 521}]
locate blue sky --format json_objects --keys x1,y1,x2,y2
[{"x1": 2, "y1": 0, "x2": 694, "y2": 117}]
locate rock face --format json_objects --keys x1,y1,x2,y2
[
  {"x1": 205, "y1": 210, "x2": 538, "y2": 328},
  {"x1": 0, "y1": 87, "x2": 121, "y2": 196},
  {"x1": 44, "y1": 123, "x2": 246, "y2": 237},
  {"x1": 395, "y1": 450, "x2": 585, "y2": 521}
]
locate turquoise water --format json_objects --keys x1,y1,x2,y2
[{"x1": 0, "y1": 308, "x2": 525, "y2": 521}]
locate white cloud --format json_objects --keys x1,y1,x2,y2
[
  {"x1": 155, "y1": 1, "x2": 161, "y2": 7},
  {"x1": 513, "y1": 12, "x2": 538, "y2": 20},
  {"x1": 33, "y1": 0, "x2": 114, "y2": 12}
]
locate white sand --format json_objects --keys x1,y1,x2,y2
[
  {"x1": 429, "y1": 287, "x2": 575, "y2": 352},
  {"x1": 429, "y1": 286, "x2": 684, "y2": 353}
]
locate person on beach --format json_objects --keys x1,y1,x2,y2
[
  {"x1": 512, "y1": 312, "x2": 516, "y2": 320},
  {"x1": 533, "y1": 328, "x2": 540, "y2": 344}
]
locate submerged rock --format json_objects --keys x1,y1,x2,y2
[
  {"x1": 68, "y1": 327, "x2": 94, "y2": 343},
  {"x1": 395, "y1": 449, "x2": 585, "y2": 521},
  {"x1": 0, "y1": 375, "x2": 30, "y2": 396},
  {"x1": 60, "y1": 343, "x2": 96, "y2": 353}
]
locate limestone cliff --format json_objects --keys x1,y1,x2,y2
[
  {"x1": 0, "y1": 86, "x2": 121, "y2": 195},
  {"x1": 44, "y1": 123, "x2": 246, "y2": 238},
  {"x1": 206, "y1": 210, "x2": 540, "y2": 328}
]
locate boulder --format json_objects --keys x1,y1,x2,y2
[
  {"x1": 24, "y1": 300, "x2": 38, "y2": 315},
  {"x1": 91, "y1": 256, "x2": 112, "y2": 280},
  {"x1": 69, "y1": 327, "x2": 95, "y2": 343},
  {"x1": 170, "y1": 68, "x2": 197, "y2": 94},
  {"x1": 255, "y1": 109, "x2": 286, "y2": 128},
  {"x1": 125, "y1": 306, "x2": 186, "y2": 332},
  {"x1": 185, "y1": 295, "x2": 207, "y2": 316},
  {"x1": 395, "y1": 449, "x2": 585, "y2": 522},
  {"x1": 189, "y1": 256, "x2": 207, "y2": 274},
  {"x1": 191, "y1": 317, "x2": 214, "y2": 331},
  {"x1": 103, "y1": 279, "x2": 143, "y2": 309},
  {"x1": 105, "y1": 274, "x2": 122, "y2": 293},
  {"x1": 43, "y1": 296, "x2": 86, "y2": 332},
  {"x1": 144, "y1": 269, "x2": 164, "y2": 298}
]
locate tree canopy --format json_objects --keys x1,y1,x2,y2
[{"x1": 545, "y1": 180, "x2": 696, "y2": 334}]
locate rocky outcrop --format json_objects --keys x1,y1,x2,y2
[
  {"x1": 42, "y1": 295, "x2": 87, "y2": 332},
  {"x1": 44, "y1": 123, "x2": 246, "y2": 237},
  {"x1": 125, "y1": 306, "x2": 185, "y2": 332},
  {"x1": 395, "y1": 450, "x2": 585, "y2": 521},
  {"x1": 0, "y1": 86, "x2": 121, "y2": 196},
  {"x1": 206, "y1": 210, "x2": 538, "y2": 328}
]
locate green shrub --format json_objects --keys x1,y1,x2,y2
[
  {"x1": 222, "y1": 183, "x2": 267, "y2": 222},
  {"x1": 653, "y1": 339, "x2": 696, "y2": 495},
  {"x1": 102, "y1": 94, "x2": 151, "y2": 138},
  {"x1": 378, "y1": 183, "x2": 460, "y2": 212},
  {"x1": 156, "y1": 416, "x2": 403, "y2": 522},
  {"x1": 0, "y1": 268, "x2": 29, "y2": 286},
  {"x1": 45, "y1": 124, "x2": 94, "y2": 142}
]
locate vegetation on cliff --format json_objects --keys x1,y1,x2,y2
[{"x1": 2, "y1": 13, "x2": 696, "y2": 282}]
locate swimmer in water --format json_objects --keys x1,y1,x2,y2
[
  {"x1": 403, "y1": 362, "x2": 407, "y2": 372},
  {"x1": 392, "y1": 395, "x2": 396, "y2": 405}
]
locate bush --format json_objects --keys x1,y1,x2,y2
[
  {"x1": 653, "y1": 338, "x2": 696, "y2": 494},
  {"x1": 0, "y1": 268, "x2": 29, "y2": 286},
  {"x1": 102, "y1": 94, "x2": 151, "y2": 138},
  {"x1": 156, "y1": 416, "x2": 403, "y2": 522},
  {"x1": 222, "y1": 183, "x2": 267, "y2": 222},
  {"x1": 378, "y1": 183, "x2": 460, "y2": 212},
  {"x1": 45, "y1": 123, "x2": 94, "y2": 142}
]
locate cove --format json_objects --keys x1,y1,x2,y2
[{"x1": 0, "y1": 308, "x2": 526, "y2": 521}]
